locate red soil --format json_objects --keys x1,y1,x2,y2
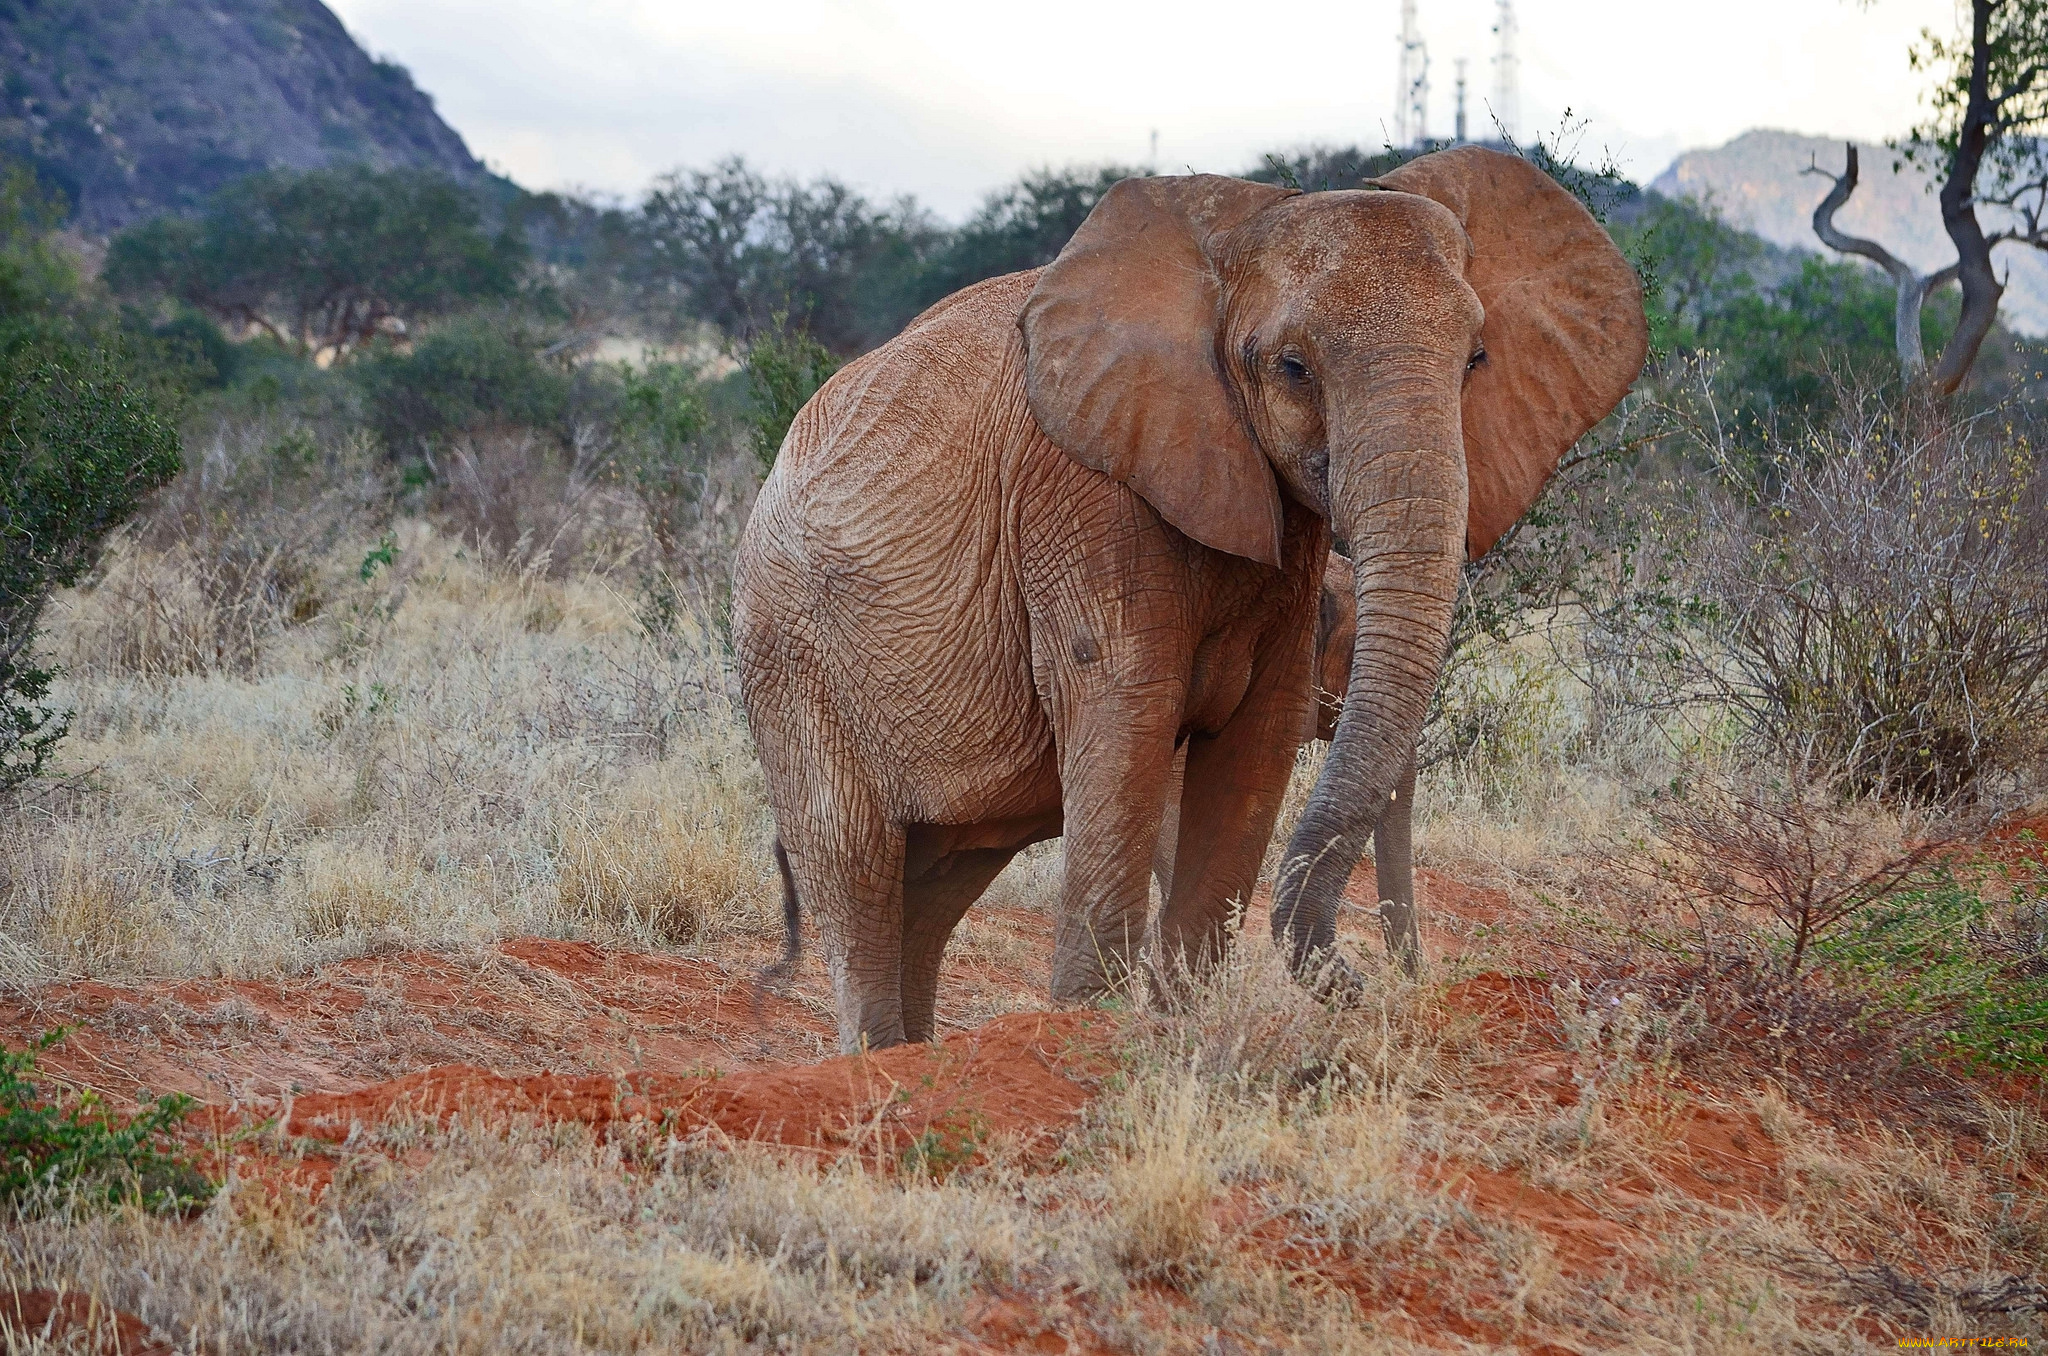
[
  {"x1": 279, "y1": 1008, "x2": 1113, "y2": 1162},
  {"x1": 0, "y1": 938, "x2": 842, "y2": 1107},
  {"x1": 4, "y1": 854, "x2": 2036, "y2": 1351},
  {"x1": 0, "y1": 1289, "x2": 171, "y2": 1356},
  {"x1": 1983, "y1": 812, "x2": 2048, "y2": 872}
]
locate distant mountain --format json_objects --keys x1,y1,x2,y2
[
  {"x1": 0, "y1": 0, "x2": 485, "y2": 234},
  {"x1": 1653, "y1": 129, "x2": 2048, "y2": 337}
]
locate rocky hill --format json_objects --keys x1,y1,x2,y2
[
  {"x1": 1654, "y1": 128, "x2": 2048, "y2": 336},
  {"x1": 0, "y1": 0, "x2": 484, "y2": 234}
]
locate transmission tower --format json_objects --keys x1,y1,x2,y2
[
  {"x1": 1454, "y1": 58, "x2": 1468, "y2": 143},
  {"x1": 1491, "y1": 0, "x2": 1519, "y2": 143},
  {"x1": 1394, "y1": 0, "x2": 1429, "y2": 148}
]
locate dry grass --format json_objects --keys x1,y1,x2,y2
[
  {"x1": 2, "y1": 910, "x2": 2040, "y2": 1351},
  {"x1": 3, "y1": 1123, "x2": 1089, "y2": 1353},
  {"x1": 1, "y1": 421, "x2": 2042, "y2": 1352},
  {"x1": 2, "y1": 449, "x2": 777, "y2": 981}
]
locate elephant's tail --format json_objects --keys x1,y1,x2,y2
[{"x1": 757, "y1": 838, "x2": 802, "y2": 991}]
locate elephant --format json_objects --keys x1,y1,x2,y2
[{"x1": 734, "y1": 146, "x2": 1646, "y2": 1052}]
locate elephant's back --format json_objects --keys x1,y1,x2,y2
[
  {"x1": 745, "y1": 269, "x2": 1040, "y2": 595},
  {"x1": 734, "y1": 270, "x2": 1054, "y2": 821},
  {"x1": 771, "y1": 270, "x2": 1042, "y2": 490}
]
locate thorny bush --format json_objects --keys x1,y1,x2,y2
[
  {"x1": 1649, "y1": 380, "x2": 2048, "y2": 801},
  {"x1": 1645, "y1": 762, "x2": 1960, "y2": 978},
  {"x1": 1623, "y1": 762, "x2": 2047, "y2": 1075}
]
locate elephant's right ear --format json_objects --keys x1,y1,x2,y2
[{"x1": 1020, "y1": 175, "x2": 1297, "y2": 567}]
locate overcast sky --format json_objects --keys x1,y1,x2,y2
[{"x1": 326, "y1": 0, "x2": 1958, "y2": 220}]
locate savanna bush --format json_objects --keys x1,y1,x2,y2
[
  {"x1": 742, "y1": 317, "x2": 837, "y2": 472},
  {"x1": 353, "y1": 313, "x2": 574, "y2": 459},
  {"x1": 1682, "y1": 387, "x2": 2048, "y2": 800},
  {"x1": 60, "y1": 422, "x2": 387, "y2": 681},
  {"x1": 609, "y1": 360, "x2": 713, "y2": 551},
  {"x1": 2, "y1": 244, "x2": 183, "y2": 785},
  {"x1": 0, "y1": 1030, "x2": 212, "y2": 1213}
]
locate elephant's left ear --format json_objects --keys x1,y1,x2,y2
[
  {"x1": 1020, "y1": 175, "x2": 1297, "y2": 566},
  {"x1": 1376, "y1": 147, "x2": 1648, "y2": 558}
]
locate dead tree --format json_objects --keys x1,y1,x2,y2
[
  {"x1": 1806, "y1": 147, "x2": 1959, "y2": 380},
  {"x1": 1808, "y1": 0, "x2": 2048, "y2": 393}
]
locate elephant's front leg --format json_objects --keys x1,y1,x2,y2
[
  {"x1": 1372, "y1": 754, "x2": 1421, "y2": 973},
  {"x1": 1048, "y1": 685, "x2": 1183, "y2": 1005},
  {"x1": 1154, "y1": 652, "x2": 1313, "y2": 977}
]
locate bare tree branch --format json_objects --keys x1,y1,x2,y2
[
  {"x1": 1805, "y1": 146, "x2": 1918, "y2": 283},
  {"x1": 231, "y1": 305, "x2": 290, "y2": 352},
  {"x1": 1806, "y1": 145, "x2": 1955, "y2": 377}
]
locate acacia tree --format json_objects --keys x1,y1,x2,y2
[
  {"x1": 1810, "y1": 0, "x2": 2048, "y2": 391},
  {"x1": 637, "y1": 157, "x2": 938, "y2": 355},
  {"x1": 105, "y1": 166, "x2": 522, "y2": 361}
]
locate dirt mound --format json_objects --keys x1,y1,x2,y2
[
  {"x1": 0, "y1": 927, "x2": 1108, "y2": 1194},
  {"x1": 1437, "y1": 971, "x2": 1790, "y2": 1278},
  {"x1": 0, "y1": 938, "x2": 844, "y2": 1107},
  {"x1": 280, "y1": 1009, "x2": 1114, "y2": 1162},
  {"x1": 1, "y1": 1289, "x2": 171, "y2": 1356}
]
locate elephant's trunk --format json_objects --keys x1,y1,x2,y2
[{"x1": 1270, "y1": 388, "x2": 1466, "y2": 983}]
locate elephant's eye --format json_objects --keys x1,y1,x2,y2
[
  {"x1": 1466, "y1": 346, "x2": 1488, "y2": 372},
  {"x1": 1278, "y1": 353, "x2": 1310, "y2": 383}
]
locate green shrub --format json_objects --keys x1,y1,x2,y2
[
  {"x1": 1, "y1": 320, "x2": 182, "y2": 790},
  {"x1": 743, "y1": 316, "x2": 837, "y2": 471},
  {"x1": 612, "y1": 361, "x2": 711, "y2": 552},
  {"x1": 0, "y1": 160, "x2": 190, "y2": 787},
  {"x1": 1816, "y1": 863, "x2": 2048, "y2": 1073},
  {"x1": 0, "y1": 163, "x2": 75, "y2": 315},
  {"x1": 0, "y1": 1030, "x2": 214, "y2": 1213},
  {"x1": 147, "y1": 306, "x2": 240, "y2": 389},
  {"x1": 354, "y1": 314, "x2": 572, "y2": 457}
]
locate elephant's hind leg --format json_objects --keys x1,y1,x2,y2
[
  {"x1": 900, "y1": 846, "x2": 1018, "y2": 1043},
  {"x1": 779, "y1": 795, "x2": 910, "y2": 1052}
]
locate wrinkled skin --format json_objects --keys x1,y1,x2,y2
[{"x1": 735, "y1": 148, "x2": 1645, "y2": 1051}]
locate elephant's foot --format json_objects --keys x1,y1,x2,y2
[
  {"x1": 1049, "y1": 952, "x2": 1136, "y2": 1009},
  {"x1": 1377, "y1": 898, "x2": 1421, "y2": 978},
  {"x1": 1048, "y1": 972, "x2": 1113, "y2": 1008},
  {"x1": 829, "y1": 972, "x2": 909, "y2": 1054},
  {"x1": 1283, "y1": 941, "x2": 1370, "y2": 1008},
  {"x1": 1139, "y1": 950, "x2": 1212, "y2": 1013},
  {"x1": 1049, "y1": 913, "x2": 1147, "y2": 1008}
]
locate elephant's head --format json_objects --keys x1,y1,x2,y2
[{"x1": 1018, "y1": 147, "x2": 1645, "y2": 979}]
